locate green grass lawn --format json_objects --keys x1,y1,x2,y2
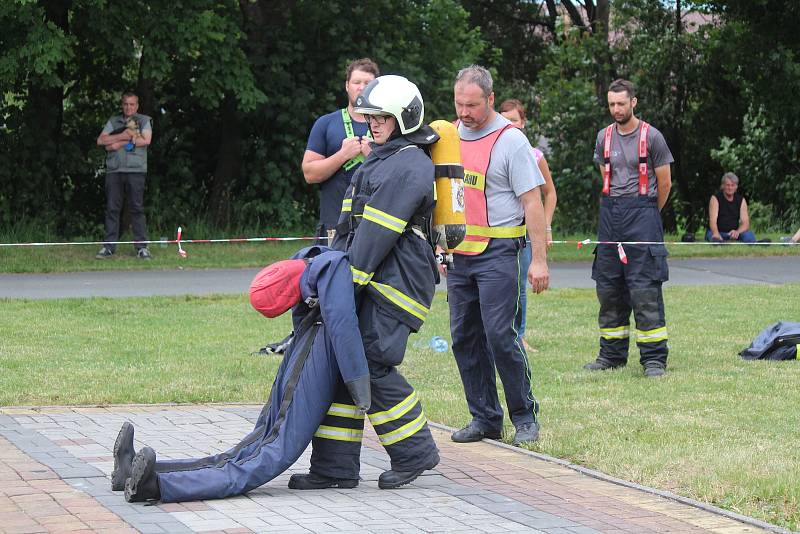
[
  {"x1": 1, "y1": 284, "x2": 799, "y2": 529},
  {"x1": 1, "y1": 232, "x2": 798, "y2": 273}
]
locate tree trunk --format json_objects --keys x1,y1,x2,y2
[{"x1": 25, "y1": 0, "x2": 71, "y2": 206}]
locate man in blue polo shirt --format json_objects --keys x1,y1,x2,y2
[{"x1": 303, "y1": 58, "x2": 379, "y2": 244}]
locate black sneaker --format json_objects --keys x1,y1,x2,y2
[
  {"x1": 287, "y1": 472, "x2": 359, "y2": 490},
  {"x1": 124, "y1": 447, "x2": 160, "y2": 502},
  {"x1": 512, "y1": 422, "x2": 540, "y2": 446},
  {"x1": 95, "y1": 246, "x2": 114, "y2": 259},
  {"x1": 137, "y1": 247, "x2": 152, "y2": 260},
  {"x1": 451, "y1": 423, "x2": 502, "y2": 443}
]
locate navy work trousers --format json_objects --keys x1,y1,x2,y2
[
  {"x1": 592, "y1": 196, "x2": 669, "y2": 368},
  {"x1": 447, "y1": 237, "x2": 539, "y2": 434}
]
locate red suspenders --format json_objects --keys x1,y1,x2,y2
[{"x1": 602, "y1": 121, "x2": 650, "y2": 196}]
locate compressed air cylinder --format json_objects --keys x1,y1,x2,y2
[{"x1": 429, "y1": 120, "x2": 466, "y2": 261}]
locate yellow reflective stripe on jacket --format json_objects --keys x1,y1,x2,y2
[
  {"x1": 313, "y1": 424, "x2": 364, "y2": 442},
  {"x1": 465, "y1": 224, "x2": 526, "y2": 238},
  {"x1": 341, "y1": 197, "x2": 352, "y2": 213},
  {"x1": 369, "y1": 281, "x2": 429, "y2": 321},
  {"x1": 351, "y1": 266, "x2": 373, "y2": 286},
  {"x1": 600, "y1": 326, "x2": 630, "y2": 339},
  {"x1": 376, "y1": 412, "x2": 427, "y2": 446},
  {"x1": 326, "y1": 403, "x2": 366, "y2": 420},
  {"x1": 368, "y1": 391, "x2": 418, "y2": 426},
  {"x1": 636, "y1": 326, "x2": 668, "y2": 343},
  {"x1": 362, "y1": 205, "x2": 407, "y2": 234}
]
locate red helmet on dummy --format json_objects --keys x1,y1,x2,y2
[{"x1": 249, "y1": 259, "x2": 306, "y2": 318}]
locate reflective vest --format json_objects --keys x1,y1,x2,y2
[
  {"x1": 341, "y1": 108, "x2": 373, "y2": 171},
  {"x1": 454, "y1": 124, "x2": 526, "y2": 255},
  {"x1": 602, "y1": 121, "x2": 649, "y2": 196}
]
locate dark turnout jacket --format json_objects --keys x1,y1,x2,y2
[{"x1": 333, "y1": 135, "x2": 438, "y2": 332}]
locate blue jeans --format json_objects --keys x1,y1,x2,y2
[{"x1": 705, "y1": 229, "x2": 757, "y2": 243}]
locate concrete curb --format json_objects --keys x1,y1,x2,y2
[{"x1": 429, "y1": 422, "x2": 797, "y2": 534}]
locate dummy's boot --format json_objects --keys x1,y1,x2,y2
[
  {"x1": 378, "y1": 455, "x2": 439, "y2": 490},
  {"x1": 124, "y1": 447, "x2": 160, "y2": 502},
  {"x1": 111, "y1": 422, "x2": 135, "y2": 491},
  {"x1": 288, "y1": 472, "x2": 359, "y2": 490}
]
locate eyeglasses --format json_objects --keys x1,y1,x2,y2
[{"x1": 366, "y1": 114, "x2": 392, "y2": 125}]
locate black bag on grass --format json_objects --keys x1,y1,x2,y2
[{"x1": 739, "y1": 321, "x2": 800, "y2": 361}]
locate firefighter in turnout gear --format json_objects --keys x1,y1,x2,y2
[
  {"x1": 585, "y1": 79, "x2": 674, "y2": 378},
  {"x1": 289, "y1": 75, "x2": 441, "y2": 491}
]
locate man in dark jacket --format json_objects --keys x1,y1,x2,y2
[
  {"x1": 116, "y1": 246, "x2": 370, "y2": 503},
  {"x1": 289, "y1": 75, "x2": 442, "y2": 491}
]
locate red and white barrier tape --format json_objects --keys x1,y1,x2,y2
[
  {"x1": 0, "y1": 230, "x2": 796, "y2": 260},
  {"x1": 0, "y1": 227, "x2": 316, "y2": 258}
]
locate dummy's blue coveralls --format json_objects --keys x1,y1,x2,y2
[{"x1": 152, "y1": 247, "x2": 369, "y2": 503}]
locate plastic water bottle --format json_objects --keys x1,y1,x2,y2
[
  {"x1": 429, "y1": 336, "x2": 449, "y2": 353},
  {"x1": 159, "y1": 236, "x2": 168, "y2": 249}
]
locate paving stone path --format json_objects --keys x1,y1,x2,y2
[{"x1": 0, "y1": 405, "x2": 787, "y2": 534}]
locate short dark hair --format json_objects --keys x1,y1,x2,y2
[
  {"x1": 345, "y1": 58, "x2": 379, "y2": 82},
  {"x1": 121, "y1": 91, "x2": 138, "y2": 101},
  {"x1": 499, "y1": 99, "x2": 526, "y2": 122},
  {"x1": 608, "y1": 79, "x2": 636, "y2": 99}
]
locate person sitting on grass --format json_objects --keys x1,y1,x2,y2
[{"x1": 706, "y1": 172, "x2": 758, "y2": 243}]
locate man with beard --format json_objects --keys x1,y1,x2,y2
[
  {"x1": 584, "y1": 78, "x2": 674, "y2": 378},
  {"x1": 303, "y1": 58, "x2": 379, "y2": 245}
]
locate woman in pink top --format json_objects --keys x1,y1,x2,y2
[{"x1": 499, "y1": 99, "x2": 557, "y2": 352}]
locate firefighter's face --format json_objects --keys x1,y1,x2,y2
[
  {"x1": 454, "y1": 82, "x2": 494, "y2": 130},
  {"x1": 346, "y1": 69, "x2": 376, "y2": 107},
  {"x1": 366, "y1": 114, "x2": 396, "y2": 145},
  {"x1": 607, "y1": 91, "x2": 636, "y2": 125},
  {"x1": 121, "y1": 96, "x2": 139, "y2": 118}
]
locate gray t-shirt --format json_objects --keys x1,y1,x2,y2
[
  {"x1": 459, "y1": 113, "x2": 545, "y2": 227},
  {"x1": 593, "y1": 121, "x2": 673, "y2": 197}
]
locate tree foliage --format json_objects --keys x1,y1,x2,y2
[
  {"x1": 2, "y1": 0, "x2": 799, "y2": 238},
  {"x1": 0, "y1": 0, "x2": 486, "y2": 237}
]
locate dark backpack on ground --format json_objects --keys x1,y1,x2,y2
[{"x1": 739, "y1": 321, "x2": 800, "y2": 360}]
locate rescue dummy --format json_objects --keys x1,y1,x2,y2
[{"x1": 113, "y1": 246, "x2": 370, "y2": 503}]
